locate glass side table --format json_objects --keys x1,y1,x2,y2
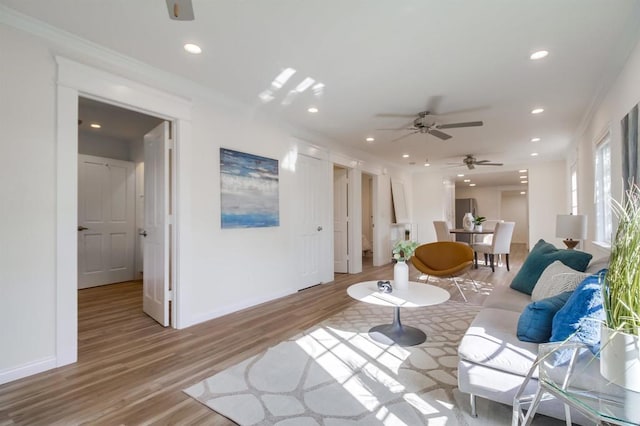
[{"x1": 513, "y1": 342, "x2": 640, "y2": 426}]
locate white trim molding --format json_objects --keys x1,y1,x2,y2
[
  {"x1": 0, "y1": 357, "x2": 56, "y2": 386},
  {"x1": 55, "y1": 57, "x2": 193, "y2": 373}
]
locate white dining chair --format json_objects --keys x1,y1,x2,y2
[
  {"x1": 471, "y1": 221, "x2": 515, "y2": 272},
  {"x1": 433, "y1": 221, "x2": 454, "y2": 242},
  {"x1": 479, "y1": 219, "x2": 504, "y2": 245}
]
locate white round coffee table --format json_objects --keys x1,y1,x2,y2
[{"x1": 347, "y1": 280, "x2": 450, "y2": 346}]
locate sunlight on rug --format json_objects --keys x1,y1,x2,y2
[{"x1": 184, "y1": 282, "x2": 561, "y2": 425}]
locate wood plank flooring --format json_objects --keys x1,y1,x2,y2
[{"x1": 0, "y1": 244, "x2": 528, "y2": 425}]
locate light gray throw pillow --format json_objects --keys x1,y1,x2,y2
[{"x1": 531, "y1": 260, "x2": 588, "y2": 301}]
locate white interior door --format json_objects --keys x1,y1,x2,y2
[
  {"x1": 78, "y1": 155, "x2": 135, "y2": 289},
  {"x1": 295, "y1": 154, "x2": 325, "y2": 289},
  {"x1": 333, "y1": 167, "x2": 348, "y2": 273},
  {"x1": 142, "y1": 122, "x2": 170, "y2": 326}
]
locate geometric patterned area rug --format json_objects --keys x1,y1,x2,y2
[{"x1": 184, "y1": 280, "x2": 561, "y2": 425}]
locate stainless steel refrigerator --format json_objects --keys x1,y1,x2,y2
[{"x1": 455, "y1": 198, "x2": 477, "y2": 243}]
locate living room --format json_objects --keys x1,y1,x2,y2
[{"x1": 2, "y1": 1, "x2": 640, "y2": 424}]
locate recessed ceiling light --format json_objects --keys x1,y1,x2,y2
[
  {"x1": 530, "y1": 50, "x2": 549, "y2": 60},
  {"x1": 365, "y1": 137, "x2": 375, "y2": 142},
  {"x1": 90, "y1": 123, "x2": 101, "y2": 129},
  {"x1": 519, "y1": 169, "x2": 528, "y2": 173},
  {"x1": 531, "y1": 137, "x2": 541, "y2": 142},
  {"x1": 424, "y1": 163, "x2": 430, "y2": 167},
  {"x1": 183, "y1": 43, "x2": 202, "y2": 54},
  {"x1": 531, "y1": 152, "x2": 539, "y2": 157},
  {"x1": 469, "y1": 183, "x2": 476, "y2": 187},
  {"x1": 531, "y1": 108, "x2": 544, "y2": 114},
  {"x1": 521, "y1": 191, "x2": 527, "y2": 195},
  {"x1": 463, "y1": 179, "x2": 471, "y2": 183},
  {"x1": 307, "y1": 106, "x2": 319, "y2": 113},
  {"x1": 402, "y1": 154, "x2": 410, "y2": 158},
  {"x1": 520, "y1": 175, "x2": 527, "y2": 179},
  {"x1": 457, "y1": 174, "x2": 464, "y2": 177},
  {"x1": 521, "y1": 180, "x2": 529, "y2": 184}
]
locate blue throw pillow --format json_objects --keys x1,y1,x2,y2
[
  {"x1": 517, "y1": 291, "x2": 573, "y2": 343},
  {"x1": 510, "y1": 239, "x2": 593, "y2": 295},
  {"x1": 549, "y1": 269, "x2": 607, "y2": 363}
]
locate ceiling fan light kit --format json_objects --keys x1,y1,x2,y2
[
  {"x1": 461, "y1": 155, "x2": 503, "y2": 170},
  {"x1": 379, "y1": 110, "x2": 484, "y2": 143}
]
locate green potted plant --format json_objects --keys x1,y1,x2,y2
[
  {"x1": 473, "y1": 215, "x2": 486, "y2": 231},
  {"x1": 392, "y1": 240, "x2": 419, "y2": 291},
  {"x1": 600, "y1": 184, "x2": 640, "y2": 392}
]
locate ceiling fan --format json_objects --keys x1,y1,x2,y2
[
  {"x1": 456, "y1": 154, "x2": 504, "y2": 170},
  {"x1": 166, "y1": 0, "x2": 195, "y2": 21},
  {"x1": 377, "y1": 110, "x2": 483, "y2": 143}
]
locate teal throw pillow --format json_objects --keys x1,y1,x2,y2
[
  {"x1": 510, "y1": 239, "x2": 593, "y2": 295},
  {"x1": 549, "y1": 269, "x2": 607, "y2": 364},
  {"x1": 517, "y1": 291, "x2": 573, "y2": 343}
]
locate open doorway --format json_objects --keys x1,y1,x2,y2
[
  {"x1": 77, "y1": 97, "x2": 170, "y2": 326},
  {"x1": 362, "y1": 173, "x2": 374, "y2": 267},
  {"x1": 333, "y1": 165, "x2": 349, "y2": 274}
]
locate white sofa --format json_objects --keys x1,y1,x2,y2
[{"x1": 457, "y1": 258, "x2": 608, "y2": 424}]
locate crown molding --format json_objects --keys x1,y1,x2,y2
[{"x1": 0, "y1": 4, "x2": 243, "y2": 110}]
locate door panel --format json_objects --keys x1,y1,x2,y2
[
  {"x1": 142, "y1": 122, "x2": 170, "y2": 326},
  {"x1": 295, "y1": 154, "x2": 324, "y2": 288},
  {"x1": 78, "y1": 155, "x2": 135, "y2": 288}
]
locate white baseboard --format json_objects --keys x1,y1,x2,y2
[
  {"x1": 185, "y1": 289, "x2": 294, "y2": 328},
  {"x1": 0, "y1": 356, "x2": 57, "y2": 385}
]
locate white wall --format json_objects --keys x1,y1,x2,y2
[
  {"x1": 455, "y1": 187, "x2": 501, "y2": 221},
  {"x1": 78, "y1": 130, "x2": 130, "y2": 161},
  {"x1": 0, "y1": 25, "x2": 57, "y2": 375},
  {"x1": 528, "y1": 161, "x2": 567, "y2": 248},
  {"x1": 573, "y1": 37, "x2": 640, "y2": 259},
  {"x1": 501, "y1": 191, "x2": 528, "y2": 244},
  {"x1": 411, "y1": 171, "x2": 450, "y2": 243},
  {"x1": 0, "y1": 20, "x2": 409, "y2": 382}
]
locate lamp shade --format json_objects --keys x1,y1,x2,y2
[{"x1": 555, "y1": 214, "x2": 587, "y2": 240}]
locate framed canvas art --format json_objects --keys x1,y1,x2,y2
[{"x1": 220, "y1": 148, "x2": 279, "y2": 229}]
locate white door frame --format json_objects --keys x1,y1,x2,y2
[{"x1": 55, "y1": 57, "x2": 191, "y2": 367}]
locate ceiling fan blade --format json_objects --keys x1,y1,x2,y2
[
  {"x1": 428, "y1": 129, "x2": 452, "y2": 140},
  {"x1": 390, "y1": 131, "x2": 419, "y2": 143},
  {"x1": 474, "y1": 160, "x2": 492, "y2": 164},
  {"x1": 166, "y1": 0, "x2": 194, "y2": 20},
  {"x1": 476, "y1": 162, "x2": 504, "y2": 166},
  {"x1": 436, "y1": 121, "x2": 484, "y2": 129},
  {"x1": 376, "y1": 113, "x2": 419, "y2": 118}
]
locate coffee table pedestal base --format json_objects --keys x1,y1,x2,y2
[{"x1": 368, "y1": 306, "x2": 426, "y2": 346}]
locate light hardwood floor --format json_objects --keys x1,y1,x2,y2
[{"x1": 0, "y1": 244, "x2": 528, "y2": 425}]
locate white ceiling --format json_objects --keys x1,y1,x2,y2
[{"x1": 4, "y1": 0, "x2": 640, "y2": 185}]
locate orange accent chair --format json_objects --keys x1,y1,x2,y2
[{"x1": 411, "y1": 241, "x2": 478, "y2": 302}]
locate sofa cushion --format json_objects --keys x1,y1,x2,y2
[
  {"x1": 531, "y1": 260, "x2": 588, "y2": 301},
  {"x1": 585, "y1": 256, "x2": 610, "y2": 274},
  {"x1": 517, "y1": 291, "x2": 573, "y2": 343},
  {"x1": 510, "y1": 239, "x2": 593, "y2": 295},
  {"x1": 482, "y1": 285, "x2": 532, "y2": 312},
  {"x1": 458, "y1": 308, "x2": 540, "y2": 377},
  {"x1": 550, "y1": 270, "x2": 607, "y2": 357}
]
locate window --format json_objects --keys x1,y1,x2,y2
[
  {"x1": 594, "y1": 133, "x2": 612, "y2": 244},
  {"x1": 570, "y1": 163, "x2": 578, "y2": 215}
]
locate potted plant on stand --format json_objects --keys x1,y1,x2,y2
[
  {"x1": 601, "y1": 184, "x2": 640, "y2": 393},
  {"x1": 392, "y1": 240, "x2": 419, "y2": 291},
  {"x1": 473, "y1": 216, "x2": 487, "y2": 232}
]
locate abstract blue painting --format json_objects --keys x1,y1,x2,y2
[{"x1": 220, "y1": 148, "x2": 279, "y2": 228}]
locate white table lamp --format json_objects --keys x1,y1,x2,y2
[{"x1": 555, "y1": 214, "x2": 587, "y2": 249}]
